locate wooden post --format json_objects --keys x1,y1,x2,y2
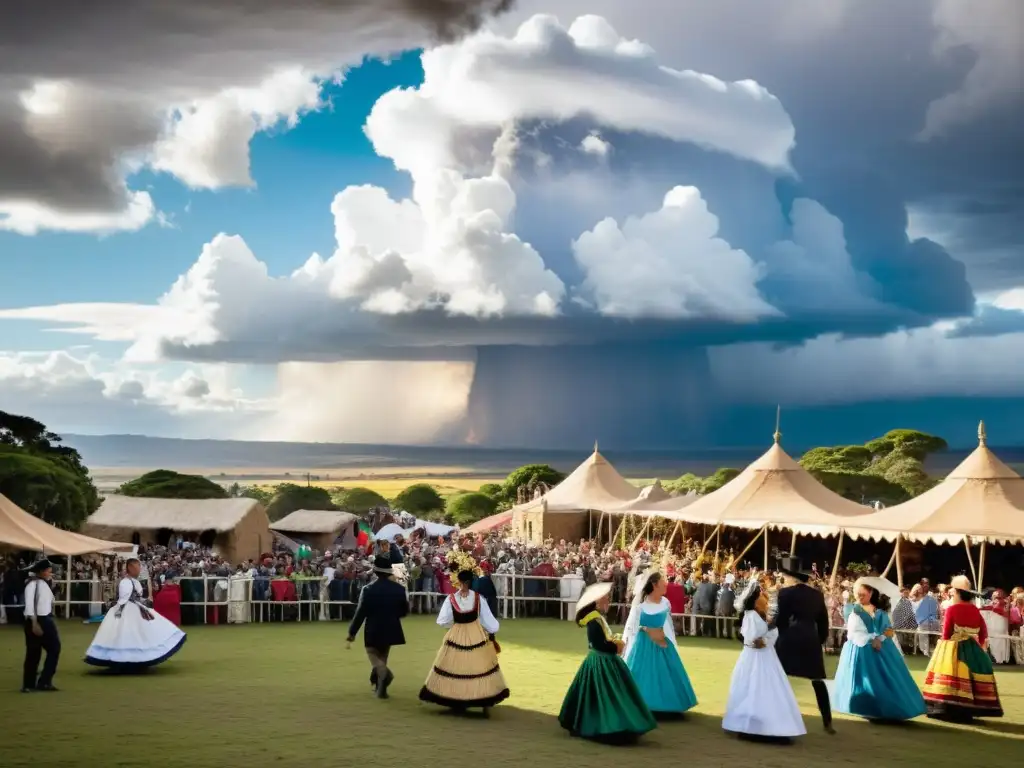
[
  {"x1": 696, "y1": 523, "x2": 721, "y2": 566},
  {"x1": 963, "y1": 537, "x2": 978, "y2": 586},
  {"x1": 790, "y1": 530, "x2": 798, "y2": 555},
  {"x1": 608, "y1": 512, "x2": 614, "y2": 543},
  {"x1": 978, "y1": 540, "x2": 988, "y2": 592},
  {"x1": 665, "y1": 521, "x2": 683, "y2": 551},
  {"x1": 630, "y1": 517, "x2": 652, "y2": 550},
  {"x1": 732, "y1": 524, "x2": 767, "y2": 564},
  {"x1": 880, "y1": 537, "x2": 899, "y2": 579},
  {"x1": 763, "y1": 527, "x2": 769, "y2": 570},
  {"x1": 895, "y1": 535, "x2": 904, "y2": 589},
  {"x1": 829, "y1": 531, "x2": 845, "y2": 590},
  {"x1": 610, "y1": 514, "x2": 627, "y2": 549},
  {"x1": 65, "y1": 555, "x2": 72, "y2": 620}
]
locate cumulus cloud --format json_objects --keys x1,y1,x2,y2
[
  {"x1": 579, "y1": 133, "x2": 611, "y2": 158},
  {"x1": 0, "y1": 0, "x2": 515, "y2": 234},
  {"x1": 573, "y1": 186, "x2": 778, "y2": 320}
]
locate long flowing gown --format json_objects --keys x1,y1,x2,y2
[
  {"x1": 419, "y1": 590, "x2": 510, "y2": 710},
  {"x1": 832, "y1": 605, "x2": 926, "y2": 721},
  {"x1": 722, "y1": 611, "x2": 806, "y2": 738},
  {"x1": 623, "y1": 597, "x2": 698, "y2": 715},
  {"x1": 559, "y1": 610, "x2": 657, "y2": 742},
  {"x1": 922, "y1": 601, "x2": 1003, "y2": 719},
  {"x1": 85, "y1": 577, "x2": 186, "y2": 669}
]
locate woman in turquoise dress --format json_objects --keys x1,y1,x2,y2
[
  {"x1": 832, "y1": 577, "x2": 926, "y2": 722},
  {"x1": 622, "y1": 570, "x2": 698, "y2": 717},
  {"x1": 559, "y1": 582, "x2": 657, "y2": 744}
]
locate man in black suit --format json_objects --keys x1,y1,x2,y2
[
  {"x1": 472, "y1": 570, "x2": 499, "y2": 619},
  {"x1": 347, "y1": 556, "x2": 409, "y2": 699},
  {"x1": 774, "y1": 557, "x2": 834, "y2": 734}
]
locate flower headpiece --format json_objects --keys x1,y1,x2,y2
[{"x1": 445, "y1": 549, "x2": 483, "y2": 588}]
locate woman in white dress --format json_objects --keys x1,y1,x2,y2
[
  {"x1": 85, "y1": 558, "x2": 186, "y2": 670},
  {"x1": 723, "y1": 572, "x2": 806, "y2": 743}
]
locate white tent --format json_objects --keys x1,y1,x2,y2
[{"x1": 513, "y1": 444, "x2": 642, "y2": 515}]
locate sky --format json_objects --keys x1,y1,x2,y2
[{"x1": 0, "y1": 0, "x2": 1022, "y2": 450}]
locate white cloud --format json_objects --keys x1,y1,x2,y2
[
  {"x1": 572, "y1": 185, "x2": 778, "y2": 320},
  {"x1": 579, "y1": 132, "x2": 611, "y2": 158},
  {"x1": 0, "y1": 190, "x2": 156, "y2": 236},
  {"x1": 368, "y1": 14, "x2": 795, "y2": 175},
  {"x1": 708, "y1": 324, "x2": 1024, "y2": 405},
  {"x1": 152, "y1": 68, "x2": 323, "y2": 189},
  {"x1": 921, "y1": 0, "x2": 1024, "y2": 139}
]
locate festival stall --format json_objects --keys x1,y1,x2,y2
[
  {"x1": 270, "y1": 509, "x2": 359, "y2": 552},
  {"x1": 463, "y1": 511, "x2": 513, "y2": 534}
]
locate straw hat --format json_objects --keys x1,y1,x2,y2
[
  {"x1": 853, "y1": 576, "x2": 901, "y2": 604},
  {"x1": 950, "y1": 575, "x2": 974, "y2": 592},
  {"x1": 575, "y1": 582, "x2": 613, "y2": 615}
]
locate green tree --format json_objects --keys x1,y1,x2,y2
[
  {"x1": 664, "y1": 467, "x2": 740, "y2": 495},
  {"x1": 392, "y1": 483, "x2": 444, "y2": 515},
  {"x1": 808, "y1": 469, "x2": 910, "y2": 505},
  {"x1": 499, "y1": 464, "x2": 566, "y2": 505},
  {"x1": 264, "y1": 483, "x2": 336, "y2": 522},
  {"x1": 239, "y1": 485, "x2": 273, "y2": 506},
  {"x1": 478, "y1": 482, "x2": 502, "y2": 499},
  {"x1": 799, "y1": 445, "x2": 873, "y2": 474},
  {"x1": 0, "y1": 410, "x2": 100, "y2": 527},
  {"x1": 701, "y1": 467, "x2": 741, "y2": 493},
  {"x1": 446, "y1": 491, "x2": 498, "y2": 526},
  {"x1": 118, "y1": 469, "x2": 229, "y2": 499},
  {"x1": 865, "y1": 429, "x2": 947, "y2": 461},
  {"x1": 332, "y1": 486, "x2": 388, "y2": 514}
]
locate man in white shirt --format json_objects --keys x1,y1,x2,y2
[{"x1": 23, "y1": 559, "x2": 61, "y2": 693}]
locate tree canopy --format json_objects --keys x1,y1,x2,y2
[
  {"x1": 446, "y1": 491, "x2": 498, "y2": 526},
  {"x1": 477, "y1": 482, "x2": 502, "y2": 499},
  {"x1": 332, "y1": 486, "x2": 388, "y2": 514},
  {"x1": 664, "y1": 467, "x2": 740, "y2": 495},
  {"x1": 0, "y1": 410, "x2": 99, "y2": 528},
  {"x1": 118, "y1": 469, "x2": 229, "y2": 499},
  {"x1": 264, "y1": 483, "x2": 336, "y2": 522},
  {"x1": 392, "y1": 483, "x2": 444, "y2": 515},
  {"x1": 499, "y1": 463, "x2": 566, "y2": 506}
]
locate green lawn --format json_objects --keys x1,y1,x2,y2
[{"x1": 1, "y1": 618, "x2": 1021, "y2": 767}]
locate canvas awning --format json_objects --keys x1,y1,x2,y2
[
  {"x1": 0, "y1": 493, "x2": 134, "y2": 556},
  {"x1": 512, "y1": 444, "x2": 642, "y2": 514},
  {"x1": 841, "y1": 422, "x2": 1024, "y2": 545},
  {"x1": 270, "y1": 509, "x2": 357, "y2": 536},
  {"x1": 463, "y1": 510, "x2": 513, "y2": 534}
]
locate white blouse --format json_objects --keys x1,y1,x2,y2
[
  {"x1": 117, "y1": 577, "x2": 143, "y2": 606},
  {"x1": 436, "y1": 590, "x2": 500, "y2": 634},
  {"x1": 741, "y1": 610, "x2": 778, "y2": 648}
]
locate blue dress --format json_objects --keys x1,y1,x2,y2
[
  {"x1": 833, "y1": 605, "x2": 926, "y2": 721},
  {"x1": 624, "y1": 598, "x2": 698, "y2": 715}
]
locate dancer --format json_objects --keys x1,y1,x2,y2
[
  {"x1": 559, "y1": 582, "x2": 657, "y2": 743},
  {"x1": 922, "y1": 575, "x2": 1003, "y2": 720},
  {"x1": 832, "y1": 577, "x2": 925, "y2": 721},
  {"x1": 419, "y1": 561, "x2": 509, "y2": 713},
  {"x1": 347, "y1": 555, "x2": 409, "y2": 699},
  {"x1": 723, "y1": 572, "x2": 806, "y2": 742},
  {"x1": 22, "y1": 559, "x2": 60, "y2": 693},
  {"x1": 85, "y1": 557, "x2": 186, "y2": 670},
  {"x1": 775, "y1": 557, "x2": 834, "y2": 734},
  {"x1": 621, "y1": 568, "x2": 698, "y2": 717}
]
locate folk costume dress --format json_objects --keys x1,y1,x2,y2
[
  {"x1": 419, "y1": 590, "x2": 510, "y2": 710},
  {"x1": 832, "y1": 605, "x2": 926, "y2": 721},
  {"x1": 622, "y1": 596, "x2": 698, "y2": 716},
  {"x1": 85, "y1": 577, "x2": 186, "y2": 669},
  {"x1": 922, "y1": 601, "x2": 1003, "y2": 719},
  {"x1": 559, "y1": 610, "x2": 657, "y2": 741},
  {"x1": 722, "y1": 610, "x2": 806, "y2": 739}
]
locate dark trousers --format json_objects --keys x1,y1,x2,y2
[
  {"x1": 23, "y1": 616, "x2": 61, "y2": 689},
  {"x1": 811, "y1": 679, "x2": 832, "y2": 728},
  {"x1": 367, "y1": 646, "x2": 391, "y2": 687}
]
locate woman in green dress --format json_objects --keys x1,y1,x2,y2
[{"x1": 559, "y1": 582, "x2": 657, "y2": 744}]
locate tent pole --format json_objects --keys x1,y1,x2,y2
[
  {"x1": 963, "y1": 536, "x2": 978, "y2": 586},
  {"x1": 611, "y1": 514, "x2": 628, "y2": 549},
  {"x1": 65, "y1": 555, "x2": 72, "y2": 621},
  {"x1": 696, "y1": 524, "x2": 721, "y2": 567},
  {"x1": 763, "y1": 528, "x2": 769, "y2": 570},
  {"x1": 880, "y1": 537, "x2": 899, "y2": 578},
  {"x1": 665, "y1": 521, "x2": 682, "y2": 552},
  {"x1": 732, "y1": 524, "x2": 767, "y2": 564},
  {"x1": 895, "y1": 535, "x2": 904, "y2": 589},
  {"x1": 829, "y1": 531, "x2": 845, "y2": 590},
  {"x1": 608, "y1": 513, "x2": 614, "y2": 543},
  {"x1": 790, "y1": 530, "x2": 798, "y2": 555},
  {"x1": 630, "y1": 518, "x2": 652, "y2": 550},
  {"x1": 978, "y1": 540, "x2": 987, "y2": 592}
]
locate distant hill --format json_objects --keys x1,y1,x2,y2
[{"x1": 64, "y1": 433, "x2": 1024, "y2": 479}]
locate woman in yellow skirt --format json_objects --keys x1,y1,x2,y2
[{"x1": 419, "y1": 565, "x2": 510, "y2": 714}]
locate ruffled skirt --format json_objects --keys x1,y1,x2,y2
[
  {"x1": 922, "y1": 638, "x2": 1002, "y2": 718},
  {"x1": 419, "y1": 621, "x2": 509, "y2": 709},
  {"x1": 85, "y1": 602, "x2": 186, "y2": 669}
]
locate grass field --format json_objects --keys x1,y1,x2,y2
[{"x1": 2, "y1": 619, "x2": 1021, "y2": 768}]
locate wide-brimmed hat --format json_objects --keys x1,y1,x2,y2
[
  {"x1": 26, "y1": 558, "x2": 54, "y2": 575},
  {"x1": 853, "y1": 576, "x2": 901, "y2": 604},
  {"x1": 372, "y1": 556, "x2": 393, "y2": 574},
  {"x1": 575, "y1": 582, "x2": 613, "y2": 615},
  {"x1": 778, "y1": 556, "x2": 812, "y2": 582},
  {"x1": 949, "y1": 574, "x2": 982, "y2": 596}
]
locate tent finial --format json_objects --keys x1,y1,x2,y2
[
  {"x1": 773, "y1": 405, "x2": 782, "y2": 445},
  {"x1": 978, "y1": 420, "x2": 987, "y2": 446}
]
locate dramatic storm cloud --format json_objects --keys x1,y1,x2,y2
[{"x1": 1, "y1": 1, "x2": 1021, "y2": 447}]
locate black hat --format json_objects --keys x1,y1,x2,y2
[
  {"x1": 779, "y1": 556, "x2": 812, "y2": 582},
  {"x1": 372, "y1": 556, "x2": 393, "y2": 574},
  {"x1": 27, "y1": 558, "x2": 54, "y2": 575},
  {"x1": 457, "y1": 569, "x2": 475, "y2": 586}
]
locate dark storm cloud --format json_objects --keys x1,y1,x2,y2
[{"x1": 0, "y1": 0, "x2": 514, "y2": 217}]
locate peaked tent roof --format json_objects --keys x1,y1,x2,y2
[
  {"x1": 0, "y1": 493, "x2": 134, "y2": 556},
  {"x1": 88, "y1": 495, "x2": 263, "y2": 533},
  {"x1": 513, "y1": 445, "x2": 642, "y2": 513},
  {"x1": 606, "y1": 484, "x2": 700, "y2": 513},
  {"x1": 843, "y1": 422, "x2": 1024, "y2": 545},
  {"x1": 636, "y1": 433, "x2": 874, "y2": 534},
  {"x1": 270, "y1": 509, "x2": 357, "y2": 535}
]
